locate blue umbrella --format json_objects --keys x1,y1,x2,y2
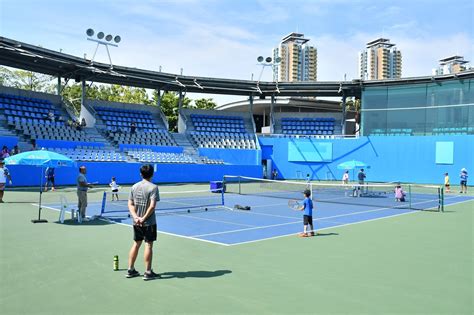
[
  {"x1": 4, "y1": 149, "x2": 75, "y2": 223},
  {"x1": 337, "y1": 160, "x2": 368, "y2": 182}
]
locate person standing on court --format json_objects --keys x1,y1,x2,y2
[
  {"x1": 77, "y1": 166, "x2": 93, "y2": 220},
  {"x1": 342, "y1": 170, "x2": 349, "y2": 185},
  {"x1": 0, "y1": 160, "x2": 12, "y2": 203},
  {"x1": 459, "y1": 168, "x2": 468, "y2": 194},
  {"x1": 357, "y1": 168, "x2": 367, "y2": 196},
  {"x1": 44, "y1": 166, "x2": 55, "y2": 191},
  {"x1": 126, "y1": 164, "x2": 160, "y2": 281}
]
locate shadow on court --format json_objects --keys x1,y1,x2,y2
[
  {"x1": 159, "y1": 270, "x2": 232, "y2": 279},
  {"x1": 54, "y1": 218, "x2": 114, "y2": 226},
  {"x1": 316, "y1": 232, "x2": 339, "y2": 237}
]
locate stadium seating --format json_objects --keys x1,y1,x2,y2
[
  {"x1": 1, "y1": 93, "x2": 93, "y2": 142},
  {"x1": 187, "y1": 114, "x2": 257, "y2": 149},
  {"x1": 125, "y1": 148, "x2": 224, "y2": 164},
  {"x1": 109, "y1": 129, "x2": 176, "y2": 146},
  {"x1": 280, "y1": 117, "x2": 336, "y2": 135},
  {"x1": 48, "y1": 147, "x2": 128, "y2": 162},
  {"x1": 95, "y1": 106, "x2": 160, "y2": 132}
]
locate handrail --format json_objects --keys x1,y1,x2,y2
[
  {"x1": 257, "y1": 133, "x2": 359, "y2": 139},
  {"x1": 158, "y1": 107, "x2": 169, "y2": 130},
  {"x1": 61, "y1": 97, "x2": 79, "y2": 119}
]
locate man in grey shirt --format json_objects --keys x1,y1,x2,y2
[
  {"x1": 77, "y1": 166, "x2": 93, "y2": 220},
  {"x1": 126, "y1": 164, "x2": 160, "y2": 281}
]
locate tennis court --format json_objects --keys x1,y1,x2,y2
[{"x1": 42, "y1": 177, "x2": 474, "y2": 245}]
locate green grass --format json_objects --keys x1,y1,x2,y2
[{"x1": 0, "y1": 186, "x2": 472, "y2": 315}]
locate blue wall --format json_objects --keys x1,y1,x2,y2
[
  {"x1": 198, "y1": 148, "x2": 261, "y2": 165},
  {"x1": 259, "y1": 135, "x2": 474, "y2": 185},
  {"x1": 0, "y1": 136, "x2": 19, "y2": 149},
  {"x1": 6, "y1": 162, "x2": 263, "y2": 187}
]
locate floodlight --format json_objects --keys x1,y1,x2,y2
[
  {"x1": 86, "y1": 28, "x2": 94, "y2": 37},
  {"x1": 97, "y1": 32, "x2": 104, "y2": 39},
  {"x1": 114, "y1": 35, "x2": 121, "y2": 43},
  {"x1": 257, "y1": 56, "x2": 264, "y2": 62},
  {"x1": 265, "y1": 57, "x2": 272, "y2": 63},
  {"x1": 275, "y1": 57, "x2": 281, "y2": 63},
  {"x1": 105, "y1": 34, "x2": 113, "y2": 42}
]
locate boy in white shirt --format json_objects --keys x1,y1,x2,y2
[{"x1": 109, "y1": 177, "x2": 120, "y2": 201}]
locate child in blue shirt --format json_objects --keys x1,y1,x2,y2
[
  {"x1": 459, "y1": 168, "x2": 468, "y2": 194},
  {"x1": 297, "y1": 189, "x2": 315, "y2": 237}
]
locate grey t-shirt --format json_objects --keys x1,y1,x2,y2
[
  {"x1": 129, "y1": 180, "x2": 159, "y2": 226},
  {"x1": 77, "y1": 173, "x2": 88, "y2": 191}
]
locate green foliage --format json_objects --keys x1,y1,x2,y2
[
  {"x1": 194, "y1": 98, "x2": 217, "y2": 110},
  {"x1": 0, "y1": 67, "x2": 55, "y2": 93}
]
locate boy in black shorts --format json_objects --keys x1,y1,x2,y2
[{"x1": 126, "y1": 164, "x2": 160, "y2": 281}]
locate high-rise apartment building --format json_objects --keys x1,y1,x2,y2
[
  {"x1": 273, "y1": 33, "x2": 317, "y2": 82},
  {"x1": 358, "y1": 38, "x2": 402, "y2": 80},
  {"x1": 432, "y1": 56, "x2": 470, "y2": 75}
]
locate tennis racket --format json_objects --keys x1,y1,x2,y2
[{"x1": 288, "y1": 199, "x2": 301, "y2": 211}]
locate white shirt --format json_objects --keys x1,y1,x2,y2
[
  {"x1": 0, "y1": 166, "x2": 9, "y2": 184},
  {"x1": 342, "y1": 173, "x2": 349, "y2": 181},
  {"x1": 109, "y1": 181, "x2": 119, "y2": 190}
]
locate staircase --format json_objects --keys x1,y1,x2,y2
[{"x1": 170, "y1": 132, "x2": 203, "y2": 163}]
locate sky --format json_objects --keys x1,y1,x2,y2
[{"x1": 1, "y1": 0, "x2": 473, "y2": 104}]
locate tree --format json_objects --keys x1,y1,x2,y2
[
  {"x1": 193, "y1": 98, "x2": 217, "y2": 110},
  {"x1": 152, "y1": 91, "x2": 192, "y2": 132},
  {"x1": 0, "y1": 66, "x2": 55, "y2": 93}
]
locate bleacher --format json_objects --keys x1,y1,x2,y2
[
  {"x1": 95, "y1": 106, "x2": 160, "y2": 132},
  {"x1": 281, "y1": 117, "x2": 336, "y2": 135},
  {"x1": 126, "y1": 149, "x2": 196, "y2": 163},
  {"x1": 1, "y1": 93, "x2": 92, "y2": 142},
  {"x1": 95, "y1": 105, "x2": 177, "y2": 147},
  {"x1": 187, "y1": 113, "x2": 257, "y2": 149},
  {"x1": 50, "y1": 147, "x2": 127, "y2": 162},
  {"x1": 109, "y1": 129, "x2": 176, "y2": 146}
]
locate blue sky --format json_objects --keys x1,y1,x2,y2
[{"x1": 1, "y1": 0, "x2": 473, "y2": 103}]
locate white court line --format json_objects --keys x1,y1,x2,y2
[
  {"x1": 29, "y1": 203, "x2": 231, "y2": 246},
  {"x1": 225, "y1": 196, "x2": 474, "y2": 246},
  {"x1": 169, "y1": 210, "x2": 256, "y2": 228},
  {"x1": 192, "y1": 220, "x2": 302, "y2": 238},
  {"x1": 32, "y1": 195, "x2": 473, "y2": 247}
]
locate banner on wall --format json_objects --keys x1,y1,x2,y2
[{"x1": 288, "y1": 141, "x2": 333, "y2": 162}]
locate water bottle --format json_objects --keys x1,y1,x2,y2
[{"x1": 113, "y1": 255, "x2": 119, "y2": 271}]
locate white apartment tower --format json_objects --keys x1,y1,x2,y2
[
  {"x1": 273, "y1": 33, "x2": 317, "y2": 82},
  {"x1": 359, "y1": 38, "x2": 402, "y2": 80},
  {"x1": 433, "y1": 56, "x2": 470, "y2": 75}
]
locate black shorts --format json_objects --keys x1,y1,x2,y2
[
  {"x1": 133, "y1": 224, "x2": 157, "y2": 242},
  {"x1": 112, "y1": 189, "x2": 118, "y2": 193},
  {"x1": 47, "y1": 177, "x2": 55, "y2": 184},
  {"x1": 303, "y1": 215, "x2": 313, "y2": 225},
  {"x1": 460, "y1": 180, "x2": 467, "y2": 186}
]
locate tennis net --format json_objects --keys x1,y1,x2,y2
[
  {"x1": 100, "y1": 188, "x2": 225, "y2": 216},
  {"x1": 223, "y1": 175, "x2": 444, "y2": 211}
]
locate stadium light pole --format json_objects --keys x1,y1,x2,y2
[
  {"x1": 256, "y1": 56, "x2": 281, "y2": 82},
  {"x1": 86, "y1": 28, "x2": 121, "y2": 69}
]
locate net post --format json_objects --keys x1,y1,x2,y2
[
  {"x1": 408, "y1": 184, "x2": 412, "y2": 210},
  {"x1": 100, "y1": 191, "x2": 107, "y2": 215},
  {"x1": 221, "y1": 188, "x2": 225, "y2": 206},
  {"x1": 440, "y1": 187, "x2": 444, "y2": 212},
  {"x1": 238, "y1": 176, "x2": 241, "y2": 195}
]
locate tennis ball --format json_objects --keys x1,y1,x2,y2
[
  {"x1": 187, "y1": 210, "x2": 190, "y2": 213},
  {"x1": 205, "y1": 208, "x2": 208, "y2": 211}
]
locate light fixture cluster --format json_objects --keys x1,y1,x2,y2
[{"x1": 86, "y1": 28, "x2": 121, "y2": 44}]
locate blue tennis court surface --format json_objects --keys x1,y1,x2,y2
[{"x1": 43, "y1": 192, "x2": 474, "y2": 246}]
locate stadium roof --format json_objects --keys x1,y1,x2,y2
[{"x1": 1, "y1": 37, "x2": 473, "y2": 98}]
